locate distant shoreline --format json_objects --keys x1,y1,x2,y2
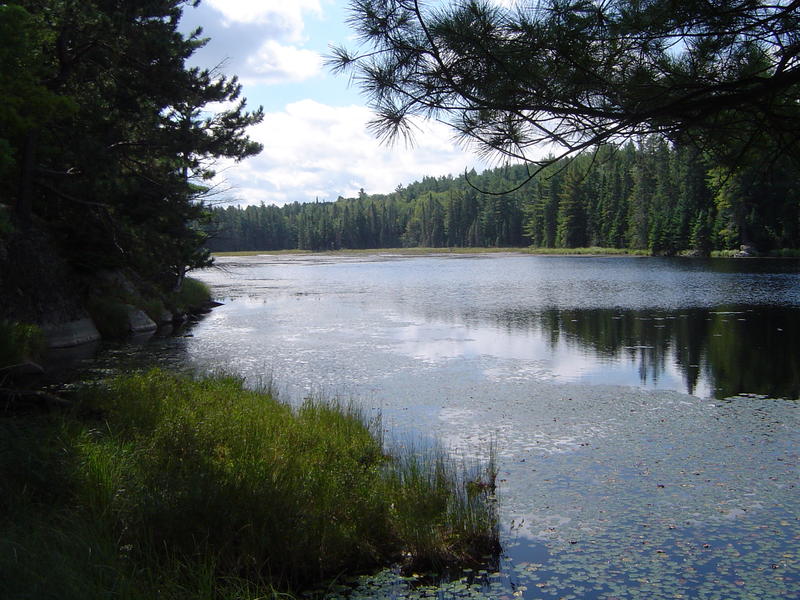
[
  {"x1": 212, "y1": 246, "x2": 651, "y2": 257},
  {"x1": 212, "y1": 246, "x2": 800, "y2": 258}
]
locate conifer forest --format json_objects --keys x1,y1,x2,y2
[{"x1": 208, "y1": 139, "x2": 800, "y2": 255}]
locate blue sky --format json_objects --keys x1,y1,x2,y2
[{"x1": 180, "y1": 0, "x2": 495, "y2": 207}]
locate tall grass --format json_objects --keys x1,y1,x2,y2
[
  {"x1": 171, "y1": 276, "x2": 212, "y2": 312},
  {"x1": 383, "y1": 443, "x2": 499, "y2": 572},
  {"x1": 0, "y1": 370, "x2": 498, "y2": 598}
]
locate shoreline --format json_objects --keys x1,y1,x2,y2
[
  {"x1": 212, "y1": 246, "x2": 800, "y2": 258},
  {"x1": 213, "y1": 247, "x2": 649, "y2": 257}
]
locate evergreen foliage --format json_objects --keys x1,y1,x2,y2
[
  {"x1": 0, "y1": 1, "x2": 262, "y2": 292},
  {"x1": 330, "y1": 0, "x2": 800, "y2": 171},
  {"x1": 207, "y1": 139, "x2": 800, "y2": 255}
]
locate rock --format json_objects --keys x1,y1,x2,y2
[
  {"x1": 43, "y1": 317, "x2": 102, "y2": 348},
  {"x1": 123, "y1": 305, "x2": 157, "y2": 333},
  {"x1": 158, "y1": 309, "x2": 174, "y2": 325},
  {"x1": 735, "y1": 244, "x2": 758, "y2": 257},
  {"x1": 192, "y1": 300, "x2": 224, "y2": 315}
]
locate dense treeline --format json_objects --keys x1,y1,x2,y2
[{"x1": 208, "y1": 138, "x2": 800, "y2": 254}]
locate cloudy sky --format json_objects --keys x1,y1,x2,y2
[{"x1": 180, "y1": 0, "x2": 495, "y2": 207}]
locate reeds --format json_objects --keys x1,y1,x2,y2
[{"x1": 0, "y1": 369, "x2": 498, "y2": 598}]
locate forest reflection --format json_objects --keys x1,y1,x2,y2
[{"x1": 490, "y1": 306, "x2": 799, "y2": 399}]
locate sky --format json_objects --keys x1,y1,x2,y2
[{"x1": 179, "y1": 0, "x2": 498, "y2": 207}]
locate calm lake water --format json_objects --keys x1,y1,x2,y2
[{"x1": 65, "y1": 254, "x2": 800, "y2": 599}]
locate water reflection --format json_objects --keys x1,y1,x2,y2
[
  {"x1": 484, "y1": 306, "x2": 800, "y2": 398},
  {"x1": 186, "y1": 255, "x2": 800, "y2": 400},
  {"x1": 46, "y1": 255, "x2": 800, "y2": 402}
]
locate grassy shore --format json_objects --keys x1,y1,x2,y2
[
  {"x1": 0, "y1": 370, "x2": 498, "y2": 599},
  {"x1": 214, "y1": 247, "x2": 800, "y2": 258},
  {"x1": 213, "y1": 246, "x2": 648, "y2": 257},
  {"x1": 523, "y1": 246, "x2": 650, "y2": 256}
]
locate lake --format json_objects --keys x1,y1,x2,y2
[{"x1": 71, "y1": 253, "x2": 800, "y2": 599}]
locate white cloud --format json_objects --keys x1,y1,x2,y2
[
  {"x1": 245, "y1": 41, "x2": 323, "y2": 84},
  {"x1": 205, "y1": 0, "x2": 322, "y2": 41},
  {"x1": 216, "y1": 100, "x2": 485, "y2": 206}
]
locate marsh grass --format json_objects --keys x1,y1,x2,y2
[
  {"x1": 383, "y1": 443, "x2": 499, "y2": 573},
  {"x1": 0, "y1": 370, "x2": 498, "y2": 598},
  {"x1": 212, "y1": 247, "x2": 650, "y2": 257},
  {"x1": 171, "y1": 276, "x2": 212, "y2": 312},
  {"x1": 523, "y1": 246, "x2": 650, "y2": 256},
  {"x1": 213, "y1": 247, "x2": 527, "y2": 257}
]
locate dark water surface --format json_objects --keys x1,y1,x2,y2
[{"x1": 62, "y1": 254, "x2": 800, "y2": 599}]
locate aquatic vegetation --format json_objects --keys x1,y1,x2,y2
[{"x1": 0, "y1": 369, "x2": 498, "y2": 597}]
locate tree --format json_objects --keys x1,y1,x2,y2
[
  {"x1": 556, "y1": 165, "x2": 587, "y2": 247},
  {"x1": 331, "y1": 0, "x2": 800, "y2": 171},
  {"x1": 0, "y1": 0, "x2": 263, "y2": 289}
]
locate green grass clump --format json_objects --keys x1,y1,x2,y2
[
  {"x1": 524, "y1": 246, "x2": 650, "y2": 256},
  {"x1": 0, "y1": 321, "x2": 45, "y2": 370},
  {"x1": 384, "y1": 444, "x2": 499, "y2": 571},
  {"x1": 0, "y1": 370, "x2": 498, "y2": 598},
  {"x1": 172, "y1": 276, "x2": 212, "y2": 312}
]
